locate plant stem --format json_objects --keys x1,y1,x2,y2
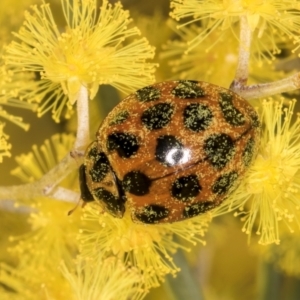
[
  {"x1": 0, "y1": 84, "x2": 90, "y2": 205},
  {"x1": 230, "y1": 16, "x2": 300, "y2": 100},
  {"x1": 165, "y1": 237, "x2": 205, "y2": 300},
  {"x1": 0, "y1": 153, "x2": 78, "y2": 203},
  {"x1": 234, "y1": 73, "x2": 300, "y2": 100},
  {"x1": 257, "y1": 259, "x2": 282, "y2": 300},
  {"x1": 230, "y1": 15, "x2": 252, "y2": 91},
  {"x1": 73, "y1": 85, "x2": 90, "y2": 151}
]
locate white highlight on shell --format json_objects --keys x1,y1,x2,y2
[{"x1": 165, "y1": 148, "x2": 191, "y2": 166}]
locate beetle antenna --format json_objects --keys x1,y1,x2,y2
[{"x1": 68, "y1": 197, "x2": 86, "y2": 216}]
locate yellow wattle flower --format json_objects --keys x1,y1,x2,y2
[
  {"x1": 161, "y1": 23, "x2": 239, "y2": 87},
  {"x1": 227, "y1": 99, "x2": 300, "y2": 245},
  {"x1": 80, "y1": 204, "x2": 210, "y2": 289},
  {"x1": 8, "y1": 134, "x2": 80, "y2": 270},
  {"x1": 257, "y1": 224, "x2": 300, "y2": 277},
  {"x1": 0, "y1": 123, "x2": 11, "y2": 163},
  {"x1": 0, "y1": 60, "x2": 37, "y2": 151},
  {"x1": 170, "y1": 0, "x2": 300, "y2": 57},
  {"x1": 61, "y1": 257, "x2": 146, "y2": 300},
  {"x1": 4, "y1": 0, "x2": 156, "y2": 122},
  {"x1": 0, "y1": 133, "x2": 82, "y2": 298}
]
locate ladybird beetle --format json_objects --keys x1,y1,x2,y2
[{"x1": 79, "y1": 80, "x2": 260, "y2": 224}]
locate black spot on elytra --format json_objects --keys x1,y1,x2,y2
[
  {"x1": 136, "y1": 86, "x2": 161, "y2": 102},
  {"x1": 122, "y1": 171, "x2": 152, "y2": 196},
  {"x1": 183, "y1": 201, "x2": 216, "y2": 218},
  {"x1": 109, "y1": 111, "x2": 129, "y2": 126},
  {"x1": 93, "y1": 187, "x2": 125, "y2": 217},
  {"x1": 107, "y1": 132, "x2": 139, "y2": 158},
  {"x1": 184, "y1": 103, "x2": 213, "y2": 132},
  {"x1": 242, "y1": 138, "x2": 255, "y2": 167},
  {"x1": 171, "y1": 174, "x2": 201, "y2": 202},
  {"x1": 155, "y1": 135, "x2": 186, "y2": 166},
  {"x1": 172, "y1": 80, "x2": 205, "y2": 99},
  {"x1": 141, "y1": 103, "x2": 174, "y2": 130},
  {"x1": 212, "y1": 171, "x2": 239, "y2": 195},
  {"x1": 219, "y1": 93, "x2": 245, "y2": 126},
  {"x1": 204, "y1": 133, "x2": 235, "y2": 169},
  {"x1": 249, "y1": 110, "x2": 260, "y2": 128},
  {"x1": 79, "y1": 164, "x2": 94, "y2": 202},
  {"x1": 135, "y1": 205, "x2": 169, "y2": 224},
  {"x1": 87, "y1": 146, "x2": 99, "y2": 160},
  {"x1": 89, "y1": 152, "x2": 110, "y2": 182}
]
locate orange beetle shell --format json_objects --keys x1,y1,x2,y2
[{"x1": 81, "y1": 80, "x2": 260, "y2": 224}]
